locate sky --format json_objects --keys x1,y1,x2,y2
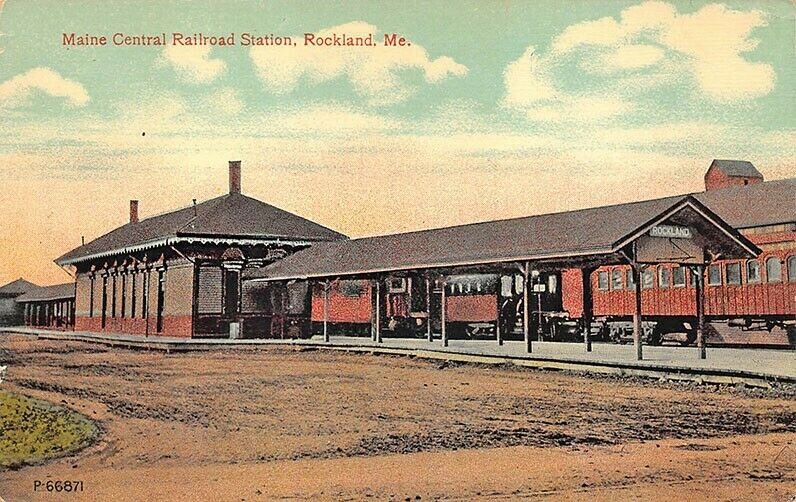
[{"x1": 0, "y1": 0, "x2": 794, "y2": 285}]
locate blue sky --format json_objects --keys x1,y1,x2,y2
[{"x1": 0, "y1": 0, "x2": 794, "y2": 284}]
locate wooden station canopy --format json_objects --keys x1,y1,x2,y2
[
  {"x1": 245, "y1": 195, "x2": 760, "y2": 360},
  {"x1": 246, "y1": 195, "x2": 759, "y2": 281}
]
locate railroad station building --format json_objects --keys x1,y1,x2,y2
[
  {"x1": 55, "y1": 161, "x2": 346, "y2": 338},
  {"x1": 45, "y1": 159, "x2": 794, "y2": 355}
]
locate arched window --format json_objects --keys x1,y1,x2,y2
[
  {"x1": 672, "y1": 266, "x2": 686, "y2": 287},
  {"x1": 707, "y1": 264, "x2": 722, "y2": 286},
  {"x1": 725, "y1": 262, "x2": 741, "y2": 285},
  {"x1": 746, "y1": 260, "x2": 760, "y2": 283},
  {"x1": 788, "y1": 255, "x2": 796, "y2": 282},
  {"x1": 611, "y1": 269, "x2": 623, "y2": 290},
  {"x1": 642, "y1": 267, "x2": 654, "y2": 289},
  {"x1": 626, "y1": 269, "x2": 635, "y2": 290},
  {"x1": 597, "y1": 271, "x2": 609, "y2": 291},
  {"x1": 766, "y1": 257, "x2": 782, "y2": 283},
  {"x1": 658, "y1": 267, "x2": 670, "y2": 289}
]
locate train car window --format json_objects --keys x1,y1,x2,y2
[
  {"x1": 788, "y1": 256, "x2": 796, "y2": 282},
  {"x1": 611, "y1": 269, "x2": 623, "y2": 290},
  {"x1": 500, "y1": 276, "x2": 513, "y2": 297},
  {"x1": 746, "y1": 260, "x2": 761, "y2": 283},
  {"x1": 597, "y1": 271, "x2": 609, "y2": 291},
  {"x1": 707, "y1": 264, "x2": 722, "y2": 286},
  {"x1": 642, "y1": 268, "x2": 654, "y2": 289},
  {"x1": 658, "y1": 267, "x2": 670, "y2": 289},
  {"x1": 672, "y1": 266, "x2": 686, "y2": 287},
  {"x1": 626, "y1": 269, "x2": 635, "y2": 290},
  {"x1": 765, "y1": 257, "x2": 782, "y2": 283},
  {"x1": 339, "y1": 280, "x2": 364, "y2": 297},
  {"x1": 725, "y1": 263, "x2": 741, "y2": 285}
]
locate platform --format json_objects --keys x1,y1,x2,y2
[{"x1": 2, "y1": 327, "x2": 794, "y2": 385}]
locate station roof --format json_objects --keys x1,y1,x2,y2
[
  {"x1": 16, "y1": 283, "x2": 75, "y2": 303},
  {"x1": 0, "y1": 278, "x2": 39, "y2": 296},
  {"x1": 694, "y1": 177, "x2": 795, "y2": 229},
  {"x1": 708, "y1": 159, "x2": 764, "y2": 179},
  {"x1": 246, "y1": 194, "x2": 761, "y2": 282},
  {"x1": 56, "y1": 192, "x2": 347, "y2": 265}
]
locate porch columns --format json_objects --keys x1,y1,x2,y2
[
  {"x1": 441, "y1": 277, "x2": 448, "y2": 347},
  {"x1": 322, "y1": 279, "x2": 330, "y2": 343},
  {"x1": 522, "y1": 263, "x2": 531, "y2": 353},
  {"x1": 582, "y1": 267, "x2": 595, "y2": 352},
  {"x1": 694, "y1": 264, "x2": 706, "y2": 360},
  {"x1": 425, "y1": 276, "x2": 432, "y2": 342},
  {"x1": 631, "y1": 264, "x2": 643, "y2": 361}
]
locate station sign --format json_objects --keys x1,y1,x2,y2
[{"x1": 649, "y1": 225, "x2": 692, "y2": 239}]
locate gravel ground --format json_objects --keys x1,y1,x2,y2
[{"x1": 0, "y1": 334, "x2": 794, "y2": 501}]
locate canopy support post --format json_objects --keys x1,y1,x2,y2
[
  {"x1": 694, "y1": 264, "x2": 706, "y2": 360},
  {"x1": 425, "y1": 275, "x2": 433, "y2": 342},
  {"x1": 322, "y1": 279, "x2": 330, "y2": 343},
  {"x1": 375, "y1": 279, "x2": 382, "y2": 344},
  {"x1": 582, "y1": 267, "x2": 595, "y2": 353},
  {"x1": 631, "y1": 263, "x2": 643, "y2": 361},
  {"x1": 523, "y1": 262, "x2": 531, "y2": 353},
  {"x1": 441, "y1": 276, "x2": 448, "y2": 347}
]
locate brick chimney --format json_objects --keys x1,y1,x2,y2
[
  {"x1": 229, "y1": 160, "x2": 241, "y2": 194},
  {"x1": 129, "y1": 200, "x2": 139, "y2": 224}
]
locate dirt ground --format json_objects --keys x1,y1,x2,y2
[{"x1": 0, "y1": 334, "x2": 794, "y2": 501}]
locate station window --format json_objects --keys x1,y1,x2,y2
[
  {"x1": 658, "y1": 267, "x2": 670, "y2": 289},
  {"x1": 642, "y1": 267, "x2": 654, "y2": 289},
  {"x1": 626, "y1": 269, "x2": 635, "y2": 290},
  {"x1": 611, "y1": 269, "x2": 623, "y2": 290},
  {"x1": 746, "y1": 260, "x2": 761, "y2": 283},
  {"x1": 597, "y1": 271, "x2": 609, "y2": 291},
  {"x1": 707, "y1": 264, "x2": 722, "y2": 286},
  {"x1": 672, "y1": 266, "x2": 686, "y2": 287},
  {"x1": 788, "y1": 256, "x2": 796, "y2": 283},
  {"x1": 765, "y1": 257, "x2": 782, "y2": 283},
  {"x1": 725, "y1": 262, "x2": 742, "y2": 285}
]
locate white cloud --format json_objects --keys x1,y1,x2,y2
[
  {"x1": 205, "y1": 87, "x2": 243, "y2": 115},
  {"x1": 503, "y1": 46, "x2": 557, "y2": 106},
  {"x1": 249, "y1": 21, "x2": 467, "y2": 106},
  {"x1": 549, "y1": 1, "x2": 774, "y2": 102},
  {"x1": 0, "y1": 67, "x2": 89, "y2": 108},
  {"x1": 161, "y1": 45, "x2": 226, "y2": 84}
]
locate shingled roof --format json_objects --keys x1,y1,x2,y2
[
  {"x1": 247, "y1": 193, "x2": 761, "y2": 282},
  {"x1": 16, "y1": 283, "x2": 75, "y2": 303},
  {"x1": 709, "y1": 159, "x2": 764, "y2": 179},
  {"x1": 56, "y1": 192, "x2": 347, "y2": 265},
  {"x1": 695, "y1": 177, "x2": 795, "y2": 228},
  {"x1": 0, "y1": 278, "x2": 39, "y2": 296}
]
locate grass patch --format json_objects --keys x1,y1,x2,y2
[{"x1": 0, "y1": 390, "x2": 98, "y2": 469}]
